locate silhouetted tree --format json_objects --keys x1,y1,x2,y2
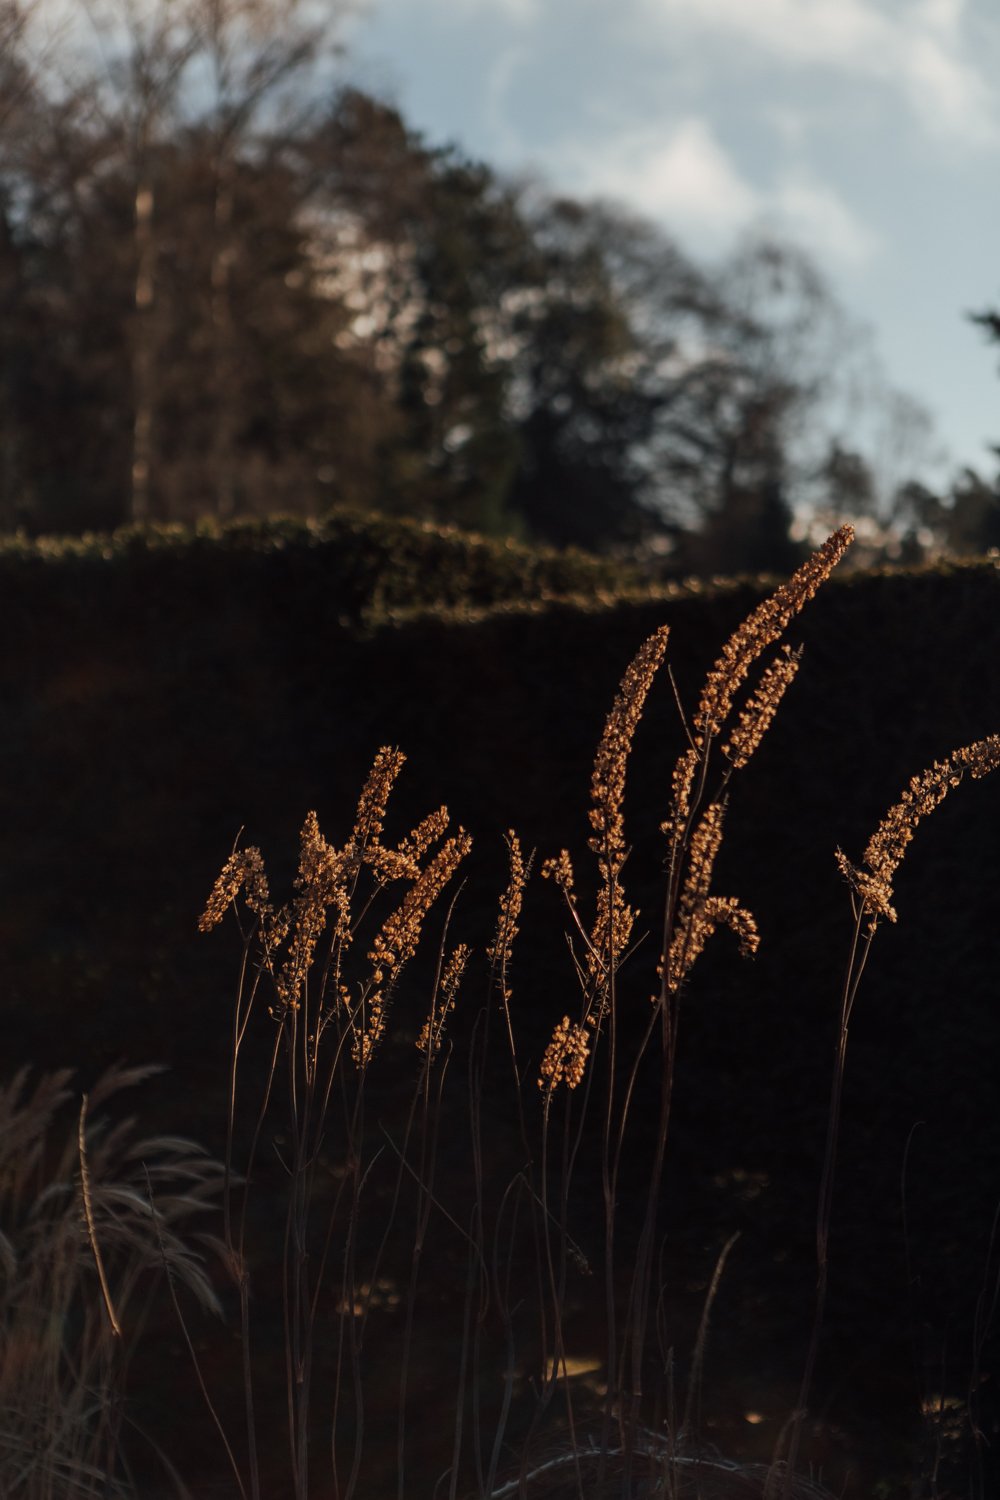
[
  {"x1": 185, "y1": 0, "x2": 346, "y2": 517},
  {"x1": 305, "y1": 91, "x2": 527, "y2": 535},
  {"x1": 943, "y1": 467, "x2": 1000, "y2": 556},
  {"x1": 0, "y1": 22, "x2": 950, "y2": 564}
]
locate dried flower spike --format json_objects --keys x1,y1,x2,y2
[
  {"x1": 541, "y1": 849, "x2": 575, "y2": 900},
  {"x1": 353, "y1": 746, "x2": 406, "y2": 853},
  {"x1": 694, "y1": 524, "x2": 852, "y2": 743},
  {"x1": 538, "y1": 1015, "x2": 591, "y2": 1092},
  {"x1": 416, "y1": 943, "x2": 472, "y2": 1058},
  {"x1": 666, "y1": 802, "x2": 725, "y2": 991},
  {"x1": 359, "y1": 829, "x2": 473, "y2": 1064},
  {"x1": 837, "y1": 734, "x2": 1000, "y2": 928},
  {"x1": 199, "y1": 846, "x2": 271, "y2": 932},
  {"x1": 275, "y1": 811, "x2": 350, "y2": 1016},
  {"x1": 488, "y1": 832, "x2": 528, "y2": 999},
  {"x1": 722, "y1": 645, "x2": 802, "y2": 770},
  {"x1": 589, "y1": 625, "x2": 670, "y2": 879},
  {"x1": 661, "y1": 745, "x2": 699, "y2": 847}
]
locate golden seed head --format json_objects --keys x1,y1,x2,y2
[
  {"x1": 358, "y1": 830, "x2": 472, "y2": 1064},
  {"x1": 695, "y1": 525, "x2": 852, "y2": 743},
  {"x1": 722, "y1": 644, "x2": 802, "y2": 770},
  {"x1": 353, "y1": 746, "x2": 406, "y2": 854},
  {"x1": 275, "y1": 811, "x2": 351, "y2": 1015},
  {"x1": 666, "y1": 891, "x2": 759, "y2": 994},
  {"x1": 661, "y1": 746, "x2": 699, "y2": 847},
  {"x1": 417, "y1": 942, "x2": 472, "y2": 1057},
  {"x1": 664, "y1": 804, "x2": 757, "y2": 993},
  {"x1": 198, "y1": 846, "x2": 270, "y2": 932},
  {"x1": 679, "y1": 803, "x2": 725, "y2": 918},
  {"x1": 839, "y1": 734, "x2": 1000, "y2": 928},
  {"x1": 487, "y1": 831, "x2": 528, "y2": 976},
  {"x1": 589, "y1": 625, "x2": 669, "y2": 876},
  {"x1": 538, "y1": 1015, "x2": 591, "y2": 1092},
  {"x1": 396, "y1": 807, "x2": 450, "y2": 864},
  {"x1": 587, "y1": 881, "x2": 636, "y2": 988},
  {"x1": 541, "y1": 849, "x2": 575, "y2": 898}
]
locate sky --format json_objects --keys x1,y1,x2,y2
[{"x1": 343, "y1": 0, "x2": 1000, "y2": 488}]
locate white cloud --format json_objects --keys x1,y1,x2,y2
[
  {"x1": 411, "y1": 0, "x2": 537, "y2": 18},
  {"x1": 645, "y1": 0, "x2": 885, "y2": 65},
  {"x1": 769, "y1": 176, "x2": 882, "y2": 265},
  {"x1": 639, "y1": 0, "x2": 998, "y2": 146},
  {"x1": 485, "y1": 46, "x2": 530, "y2": 152},
  {"x1": 559, "y1": 117, "x2": 759, "y2": 241},
  {"x1": 552, "y1": 117, "x2": 879, "y2": 267}
]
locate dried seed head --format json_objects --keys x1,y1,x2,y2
[
  {"x1": 722, "y1": 645, "x2": 802, "y2": 770},
  {"x1": 199, "y1": 846, "x2": 271, "y2": 932},
  {"x1": 396, "y1": 807, "x2": 450, "y2": 864},
  {"x1": 665, "y1": 893, "x2": 759, "y2": 995},
  {"x1": 275, "y1": 812, "x2": 350, "y2": 1016},
  {"x1": 661, "y1": 746, "x2": 699, "y2": 847},
  {"x1": 541, "y1": 849, "x2": 575, "y2": 899},
  {"x1": 838, "y1": 734, "x2": 1000, "y2": 928},
  {"x1": 487, "y1": 832, "x2": 528, "y2": 1004},
  {"x1": 353, "y1": 746, "x2": 406, "y2": 853},
  {"x1": 695, "y1": 525, "x2": 852, "y2": 743},
  {"x1": 538, "y1": 1015, "x2": 591, "y2": 1092},
  {"x1": 358, "y1": 829, "x2": 473, "y2": 1064},
  {"x1": 417, "y1": 943, "x2": 472, "y2": 1058},
  {"x1": 666, "y1": 803, "x2": 726, "y2": 991},
  {"x1": 587, "y1": 881, "x2": 636, "y2": 989},
  {"x1": 589, "y1": 625, "x2": 669, "y2": 879},
  {"x1": 702, "y1": 896, "x2": 760, "y2": 959},
  {"x1": 366, "y1": 845, "x2": 423, "y2": 884}
]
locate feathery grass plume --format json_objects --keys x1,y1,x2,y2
[
  {"x1": 359, "y1": 830, "x2": 473, "y2": 1064},
  {"x1": 694, "y1": 524, "x2": 853, "y2": 743},
  {"x1": 665, "y1": 801, "x2": 725, "y2": 990},
  {"x1": 275, "y1": 810, "x2": 351, "y2": 1016},
  {"x1": 199, "y1": 845, "x2": 272, "y2": 932},
  {"x1": 662, "y1": 798, "x2": 762, "y2": 993},
  {"x1": 587, "y1": 879, "x2": 636, "y2": 989},
  {"x1": 538, "y1": 1015, "x2": 591, "y2": 1093},
  {"x1": 589, "y1": 624, "x2": 670, "y2": 879},
  {"x1": 396, "y1": 806, "x2": 451, "y2": 865},
  {"x1": 586, "y1": 624, "x2": 669, "y2": 980},
  {"x1": 416, "y1": 943, "x2": 472, "y2": 1058},
  {"x1": 722, "y1": 645, "x2": 802, "y2": 770},
  {"x1": 352, "y1": 745, "x2": 406, "y2": 854},
  {"x1": 366, "y1": 804, "x2": 450, "y2": 886},
  {"x1": 660, "y1": 745, "x2": 699, "y2": 846},
  {"x1": 836, "y1": 734, "x2": 1000, "y2": 929},
  {"x1": 488, "y1": 831, "x2": 528, "y2": 1004},
  {"x1": 541, "y1": 848, "x2": 575, "y2": 901}
]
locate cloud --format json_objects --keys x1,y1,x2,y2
[
  {"x1": 553, "y1": 116, "x2": 879, "y2": 266},
  {"x1": 558, "y1": 118, "x2": 758, "y2": 241},
  {"x1": 406, "y1": 0, "x2": 537, "y2": 19},
  {"x1": 639, "y1": 0, "x2": 998, "y2": 147},
  {"x1": 484, "y1": 46, "x2": 530, "y2": 155},
  {"x1": 769, "y1": 176, "x2": 882, "y2": 265}
]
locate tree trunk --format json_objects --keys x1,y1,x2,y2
[{"x1": 130, "y1": 177, "x2": 155, "y2": 524}]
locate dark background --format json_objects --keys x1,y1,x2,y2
[{"x1": 3, "y1": 533, "x2": 1000, "y2": 1496}]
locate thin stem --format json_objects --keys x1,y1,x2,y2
[{"x1": 782, "y1": 904, "x2": 875, "y2": 1495}]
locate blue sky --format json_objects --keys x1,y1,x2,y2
[{"x1": 344, "y1": 0, "x2": 1000, "y2": 488}]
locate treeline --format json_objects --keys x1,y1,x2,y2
[{"x1": 1, "y1": 0, "x2": 997, "y2": 567}]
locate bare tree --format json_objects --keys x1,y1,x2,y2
[
  {"x1": 73, "y1": 0, "x2": 201, "y2": 522},
  {"x1": 187, "y1": 0, "x2": 347, "y2": 518},
  {"x1": 0, "y1": 2, "x2": 36, "y2": 137}
]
